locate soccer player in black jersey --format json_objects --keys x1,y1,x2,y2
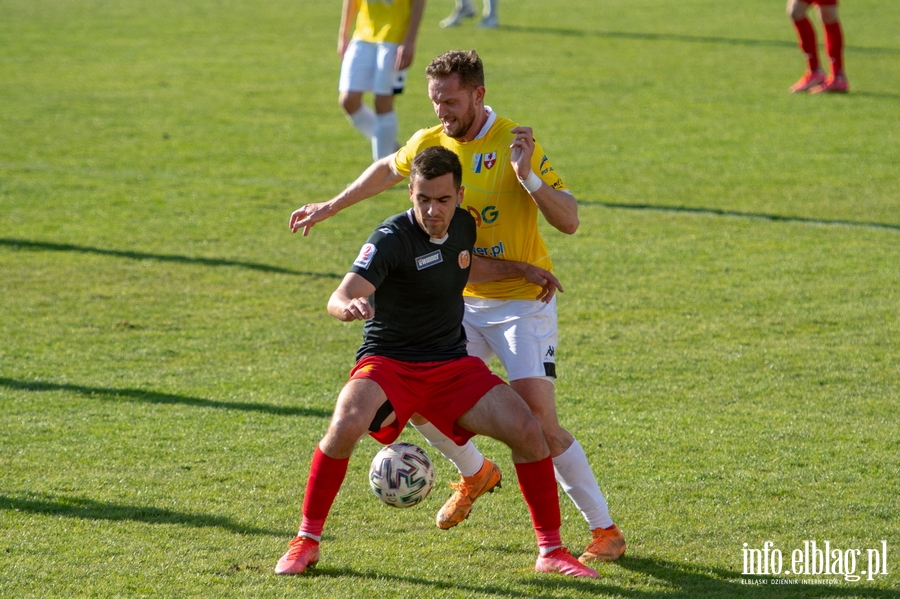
[{"x1": 275, "y1": 147, "x2": 598, "y2": 578}]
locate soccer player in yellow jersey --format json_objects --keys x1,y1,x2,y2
[
  {"x1": 290, "y1": 50, "x2": 626, "y2": 564},
  {"x1": 338, "y1": 0, "x2": 426, "y2": 161}
]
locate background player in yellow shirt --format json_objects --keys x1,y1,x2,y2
[
  {"x1": 338, "y1": 0, "x2": 426, "y2": 161},
  {"x1": 290, "y1": 49, "x2": 625, "y2": 564}
]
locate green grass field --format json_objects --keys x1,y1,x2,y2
[{"x1": 1, "y1": 0, "x2": 898, "y2": 597}]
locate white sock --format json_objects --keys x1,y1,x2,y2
[
  {"x1": 552, "y1": 438, "x2": 614, "y2": 530},
  {"x1": 483, "y1": 0, "x2": 497, "y2": 18},
  {"x1": 539, "y1": 544, "x2": 563, "y2": 556},
  {"x1": 347, "y1": 105, "x2": 376, "y2": 139},
  {"x1": 372, "y1": 111, "x2": 398, "y2": 160},
  {"x1": 411, "y1": 421, "x2": 485, "y2": 477},
  {"x1": 296, "y1": 530, "x2": 321, "y2": 542}
]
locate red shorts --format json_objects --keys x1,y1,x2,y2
[
  {"x1": 349, "y1": 355, "x2": 506, "y2": 445},
  {"x1": 810, "y1": 0, "x2": 837, "y2": 5}
]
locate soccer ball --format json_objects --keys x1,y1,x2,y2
[{"x1": 368, "y1": 442, "x2": 435, "y2": 508}]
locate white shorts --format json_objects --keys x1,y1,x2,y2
[
  {"x1": 339, "y1": 39, "x2": 407, "y2": 96},
  {"x1": 463, "y1": 296, "x2": 558, "y2": 383}
]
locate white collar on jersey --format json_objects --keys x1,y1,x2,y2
[
  {"x1": 406, "y1": 208, "x2": 450, "y2": 245},
  {"x1": 473, "y1": 106, "x2": 496, "y2": 141}
]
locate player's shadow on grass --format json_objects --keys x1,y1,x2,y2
[
  {"x1": 849, "y1": 91, "x2": 900, "y2": 101},
  {"x1": 304, "y1": 565, "x2": 597, "y2": 597},
  {"x1": 0, "y1": 492, "x2": 282, "y2": 537},
  {"x1": 307, "y1": 554, "x2": 897, "y2": 598},
  {"x1": 587, "y1": 201, "x2": 900, "y2": 232},
  {"x1": 299, "y1": 554, "x2": 896, "y2": 597},
  {"x1": 0, "y1": 237, "x2": 341, "y2": 279},
  {"x1": 597, "y1": 555, "x2": 899, "y2": 599},
  {"x1": 0, "y1": 377, "x2": 331, "y2": 419},
  {"x1": 503, "y1": 25, "x2": 900, "y2": 56}
]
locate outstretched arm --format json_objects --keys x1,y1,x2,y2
[
  {"x1": 290, "y1": 155, "x2": 405, "y2": 235},
  {"x1": 328, "y1": 273, "x2": 378, "y2": 321},
  {"x1": 468, "y1": 256, "x2": 563, "y2": 303},
  {"x1": 509, "y1": 126, "x2": 580, "y2": 235}
]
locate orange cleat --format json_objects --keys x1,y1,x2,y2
[
  {"x1": 790, "y1": 70, "x2": 827, "y2": 93},
  {"x1": 435, "y1": 458, "x2": 502, "y2": 529},
  {"x1": 811, "y1": 75, "x2": 849, "y2": 94},
  {"x1": 579, "y1": 525, "x2": 627, "y2": 563},
  {"x1": 274, "y1": 536, "x2": 320, "y2": 575}
]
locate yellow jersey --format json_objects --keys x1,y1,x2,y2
[
  {"x1": 393, "y1": 110, "x2": 569, "y2": 301},
  {"x1": 354, "y1": 0, "x2": 413, "y2": 45}
]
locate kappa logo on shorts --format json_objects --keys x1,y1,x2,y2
[
  {"x1": 415, "y1": 250, "x2": 443, "y2": 270},
  {"x1": 354, "y1": 243, "x2": 377, "y2": 269}
]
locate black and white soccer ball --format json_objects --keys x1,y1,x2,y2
[{"x1": 368, "y1": 442, "x2": 435, "y2": 508}]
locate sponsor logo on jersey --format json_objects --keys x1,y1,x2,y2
[
  {"x1": 465, "y1": 204, "x2": 500, "y2": 228},
  {"x1": 354, "y1": 243, "x2": 377, "y2": 269},
  {"x1": 378, "y1": 227, "x2": 393, "y2": 234},
  {"x1": 415, "y1": 249, "x2": 443, "y2": 270},
  {"x1": 458, "y1": 250, "x2": 470, "y2": 269},
  {"x1": 472, "y1": 153, "x2": 483, "y2": 174},
  {"x1": 483, "y1": 151, "x2": 497, "y2": 170},
  {"x1": 472, "y1": 241, "x2": 505, "y2": 258}
]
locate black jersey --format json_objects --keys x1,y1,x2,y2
[{"x1": 348, "y1": 207, "x2": 476, "y2": 362}]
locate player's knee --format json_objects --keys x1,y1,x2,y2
[
  {"x1": 373, "y1": 94, "x2": 394, "y2": 114},
  {"x1": 324, "y1": 412, "x2": 369, "y2": 453},
  {"x1": 339, "y1": 93, "x2": 362, "y2": 114},
  {"x1": 320, "y1": 425, "x2": 361, "y2": 459},
  {"x1": 511, "y1": 415, "x2": 549, "y2": 460},
  {"x1": 819, "y1": 6, "x2": 839, "y2": 23},
  {"x1": 545, "y1": 427, "x2": 576, "y2": 457}
]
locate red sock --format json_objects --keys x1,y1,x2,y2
[
  {"x1": 792, "y1": 17, "x2": 820, "y2": 72},
  {"x1": 823, "y1": 21, "x2": 844, "y2": 77},
  {"x1": 514, "y1": 456, "x2": 562, "y2": 551},
  {"x1": 298, "y1": 445, "x2": 349, "y2": 539}
]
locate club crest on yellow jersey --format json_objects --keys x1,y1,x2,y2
[{"x1": 472, "y1": 151, "x2": 498, "y2": 173}]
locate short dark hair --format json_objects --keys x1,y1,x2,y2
[
  {"x1": 425, "y1": 49, "x2": 484, "y2": 91},
  {"x1": 410, "y1": 146, "x2": 463, "y2": 190}
]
